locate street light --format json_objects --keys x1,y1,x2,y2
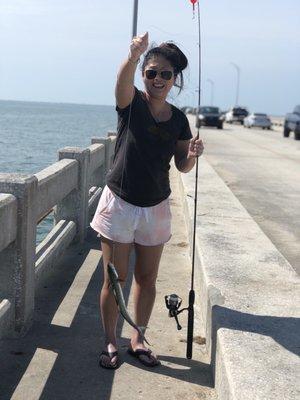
[
  {"x1": 206, "y1": 79, "x2": 214, "y2": 106},
  {"x1": 230, "y1": 62, "x2": 240, "y2": 105},
  {"x1": 132, "y1": 0, "x2": 139, "y2": 38}
]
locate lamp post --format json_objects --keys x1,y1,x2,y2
[
  {"x1": 230, "y1": 62, "x2": 240, "y2": 105},
  {"x1": 207, "y1": 79, "x2": 214, "y2": 106},
  {"x1": 132, "y1": 0, "x2": 139, "y2": 38}
]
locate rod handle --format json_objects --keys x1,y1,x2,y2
[{"x1": 186, "y1": 289, "x2": 195, "y2": 359}]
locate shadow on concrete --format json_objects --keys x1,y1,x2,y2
[
  {"x1": 0, "y1": 228, "x2": 214, "y2": 399},
  {"x1": 0, "y1": 232, "x2": 133, "y2": 400},
  {"x1": 210, "y1": 305, "x2": 300, "y2": 375},
  {"x1": 124, "y1": 353, "x2": 213, "y2": 388}
]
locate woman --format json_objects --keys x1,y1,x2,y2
[{"x1": 90, "y1": 32, "x2": 204, "y2": 369}]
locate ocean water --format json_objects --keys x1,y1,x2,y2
[{"x1": 0, "y1": 99, "x2": 117, "y2": 243}]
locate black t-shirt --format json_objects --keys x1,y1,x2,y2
[{"x1": 106, "y1": 87, "x2": 192, "y2": 207}]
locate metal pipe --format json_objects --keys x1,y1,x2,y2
[{"x1": 132, "y1": 0, "x2": 139, "y2": 38}]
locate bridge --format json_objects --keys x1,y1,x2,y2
[{"x1": 0, "y1": 121, "x2": 299, "y2": 399}]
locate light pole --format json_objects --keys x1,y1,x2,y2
[
  {"x1": 230, "y1": 62, "x2": 240, "y2": 105},
  {"x1": 132, "y1": 0, "x2": 139, "y2": 38},
  {"x1": 207, "y1": 79, "x2": 214, "y2": 106}
]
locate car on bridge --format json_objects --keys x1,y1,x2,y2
[
  {"x1": 196, "y1": 106, "x2": 224, "y2": 129},
  {"x1": 243, "y1": 113, "x2": 272, "y2": 129},
  {"x1": 283, "y1": 105, "x2": 300, "y2": 140},
  {"x1": 225, "y1": 107, "x2": 249, "y2": 124}
]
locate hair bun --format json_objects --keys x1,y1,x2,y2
[{"x1": 159, "y1": 42, "x2": 188, "y2": 73}]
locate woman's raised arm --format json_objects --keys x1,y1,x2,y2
[{"x1": 115, "y1": 32, "x2": 148, "y2": 109}]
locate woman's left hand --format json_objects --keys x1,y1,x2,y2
[{"x1": 187, "y1": 136, "x2": 204, "y2": 159}]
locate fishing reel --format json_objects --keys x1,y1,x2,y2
[{"x1": 165, "y1": 294, "x2": 188, "y2": 330}]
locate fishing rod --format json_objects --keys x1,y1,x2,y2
[
  {"x1": 108, "y1": 0, "x2": 202, "y2": 359},
  {"x1": 164, "y1": 0, "x2": 201, "y2": 360}
]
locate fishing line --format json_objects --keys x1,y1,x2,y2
[
  {"x1": 147, "y1": 25, "x2": 197, "y2": 41},
  {"x1": 110, "y1": 24, "x2": 138, "y2": 265},
  {"x1": 111, "y1": 77, "x2": 135, "y2": 266},
  {"x1": 107, "y1": 22, "x2": 146, "y2": 341}
]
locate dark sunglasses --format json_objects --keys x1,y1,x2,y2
[{"x1": 145, "y1": 69, "x2": 173, "y2": 81}]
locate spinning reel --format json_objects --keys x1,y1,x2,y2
[{"x1": 165, "y1": 294, "x2": 188, "y2": 330}]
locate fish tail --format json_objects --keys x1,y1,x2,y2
[
  {"x1": 143, "y1": 336, "x2": 151, "y2": 346},
  {"x1": 139, "y1": 326, "x2": 148, "y2": 332},
  {"x1": 137, "y1": 326, "x2": 151, "y2": 346}
]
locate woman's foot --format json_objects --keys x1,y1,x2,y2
[
  {"x1": 99, "y1": 343, "x2": 119, "y2": 369},
  {"x1": 128, "y1": 341, "x2": 160, "y2": 367}
]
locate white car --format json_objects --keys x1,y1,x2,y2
[
  {"x1": 225, "y1": 107, "x2": 249, "y2": 124},
  {"x1": 244, "y1": 113, "x2": 272, "y2": 129}
]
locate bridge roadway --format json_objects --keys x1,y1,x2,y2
[
  {"x1": 0, "y1": 167, "x2": 216, "y2": 400},
  {"x1": 190, "y1": 118, "x2": 300, "y2": 274}
]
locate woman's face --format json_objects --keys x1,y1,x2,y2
[{"x1": 142, "y1": 55, "x2": 175, "y2": 100}]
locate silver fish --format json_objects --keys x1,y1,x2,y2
[{"x1": 107, "y1": 262, "x2": 150, "y2": 346}]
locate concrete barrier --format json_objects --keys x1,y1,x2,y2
[
  {"x1": 0, "y1": 133, "x2": 116, "y2": 338},
  {"x1": 178, "y1": 157, "x2": 300, "y2": 400}
]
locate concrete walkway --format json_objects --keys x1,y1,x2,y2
[
  {"x1": 0, "y1": 167, "x2": 216, "y2": 400},
  {"x1": 180, "y1": 128, "x2": 300, "y2": 399},
  {"x1": 191, "y1": 119, "x2": 300, "y2": 273}
]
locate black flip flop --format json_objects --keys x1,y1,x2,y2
[
  {"x1": 99, "y1": 350, "x2": 119, "y2": 369},
  {"x1": 127, "y1": 347, "x2": 161, "y2": 367}
]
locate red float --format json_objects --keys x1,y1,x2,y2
[{"x1": 190, "y1": 0, "x2": 198, "y2": 13}]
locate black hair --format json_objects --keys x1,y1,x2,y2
[{"x1": 141, "y1": 42, "x2": 188, "y2": 93}]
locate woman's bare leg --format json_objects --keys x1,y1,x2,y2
[
  {"x1": 131, "y1": 242, "x2": 164, "y2": 351},
  {"x1": 100, "y1": 236, "x2": 132, "y2": 363}
]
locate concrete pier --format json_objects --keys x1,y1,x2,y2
[
  {"x1": 0, "y1": 124, "x2": 299, "y2": 399},
  {"x1": 0, "y1": 166, "x2": 216, "y2": 400}
]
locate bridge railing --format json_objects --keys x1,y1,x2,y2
[{"x1": 0, "y1": 134, "x2": 116, "y2": 338}]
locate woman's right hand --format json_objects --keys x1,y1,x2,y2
[{"x1": 128, "y1": 32, "x2": 149, "y2": 63}]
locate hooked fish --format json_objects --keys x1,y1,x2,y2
[{"x1": 107, "y1": 262, "x2": 150, "y2": 346}]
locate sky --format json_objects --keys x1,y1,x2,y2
[{"x1": 1, "y1": 0, "x2": 299, "y2": 115}]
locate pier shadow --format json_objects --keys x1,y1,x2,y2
[
  {"x1": 124, "y1": 353, "x2": 213, "y2": 388},
  {"x1": 0, "y1": 232, "x2": 134, "y2": 400},
  {"x1": 0, "y1": 230, "x2": 214, "y2": 400}
]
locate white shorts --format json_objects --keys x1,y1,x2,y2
[{"x1": 90, "y1": 186, "x2": 172, "y2": 246}]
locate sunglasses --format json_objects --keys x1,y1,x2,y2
[{"x1": 145, "y1": 69, "x2": 174, "y2": 81}]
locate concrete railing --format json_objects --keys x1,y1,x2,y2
[{"x1": 0, "y1": 134, "x2": 116, "y2": 339}]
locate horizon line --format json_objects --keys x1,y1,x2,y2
[{"x1": 0, "y1": 98, "x2": 115, "y2": 108}]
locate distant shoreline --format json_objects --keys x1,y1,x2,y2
[
  {"x1": 0, "y1": 98, "x2": 115, "y2": 108},
  {"x1": 0, "y1": 99, "x2": 286, "y2": 118}
]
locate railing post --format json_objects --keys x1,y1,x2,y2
[
  {"x1": 0, "y1": 174, "x2": 37, "y2": 336},
  {"x1": 54, "y1": 148, "x2": 90, "y2": 243},
  {"x1": 91, "y1": 137, "x2": 115, "y2": 177}
]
